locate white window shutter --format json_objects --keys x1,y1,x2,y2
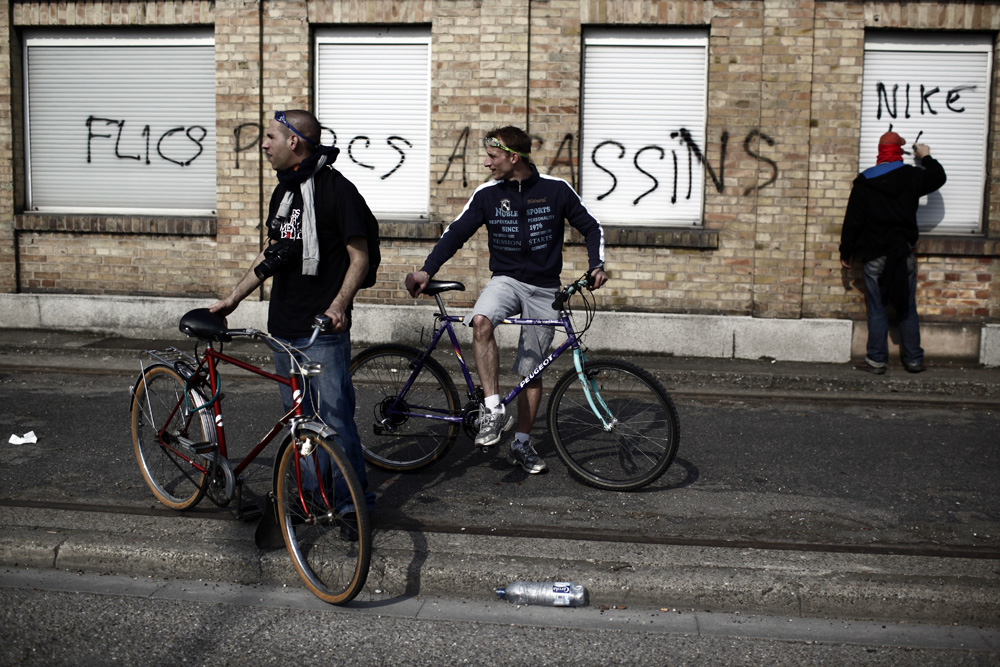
[
  {"x1": 582, "y1": 30, "x2": 709, "y2": 226},
  {"x1": 316, "y1": 27, "x2": 431, "y2": 220},
  {"x1": 860, "y1": 33, "x2": 993, "y2": 235},
  {"x1": 25, "y1": 30, "x2": 217, "y2": 216}
]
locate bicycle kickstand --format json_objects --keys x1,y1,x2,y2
[{"x1": 234, "y1": 478, "x2": 263, "y2": 522}]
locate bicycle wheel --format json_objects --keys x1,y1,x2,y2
[
  {"x1": 275, "y1": 433, "x2": 371, "y2": 605},
  {"x1": 548, "y1": 358, "x2": 680, "y2": 491},
  {"x1": 131, "y1": 364, "x2": 213, "y2": 510},
  {"x1": 350, "y1": 344, "x2": 461, "y2": 472}
]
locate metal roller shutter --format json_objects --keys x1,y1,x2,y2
[
  {"x1": 860, "y1": 32, "x2": 993, "y2": 235},
  {"x1": 24, "y1": 30, "x2": 217, "y2": 216},
  {"x1": 581, "y1": 29, "x2": 709, "y2": 227},
  {"x1": 316, "y1": 27, "x2": 431, "y2": 220}
]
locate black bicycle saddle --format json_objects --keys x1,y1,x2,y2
[
  {"x1": 422, "y1": 280, "x2": 465, "y2": 296},
  {"x1": 179, "y1": 308, "x2": 231, "y2": 342}
]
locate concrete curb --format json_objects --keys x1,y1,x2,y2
[
  {"x1": 1, "y1": 507, "x2": 997, "y2": 626},
  {"x1": 0, "y1": 291, "x2": 904, "y2": 365}
]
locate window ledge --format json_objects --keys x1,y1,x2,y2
[
  {"x1": 15, "y1": 212, "x2": 216, "y2": 236},
  {"x1": 919, "y1": 236, "x2": 1000, "y2": 257},
  {"x1": 568, "y1": 225, "x2": 718, "y2": 249},
  {"x1": 378, "y1": 219, "x2": 444, "y2": 240}
]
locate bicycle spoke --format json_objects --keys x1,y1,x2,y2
[
  {"x1": 276, "y1": 435, "x2": 370, "y2": 605},
  {"x1": 350, "y1": 345, "x2": 460, "y2": 471},
  {"x1": 549, "y1": 360, "x2": 679, "y2": 491},
  {"x1": 132, "y1": 366, "x2": 210, "y2": 510}
]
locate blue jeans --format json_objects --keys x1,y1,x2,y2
[
  {"x1": 273, "y1": 331, "x2": 374, "y2": 513},
  {"x1": 862, "y1": 254, "x2": 923, "y2": 368}
]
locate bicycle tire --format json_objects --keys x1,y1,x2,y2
[
  {"x1": 275, "y1": 432, "x2": 371, "y2": 605},
  {"x1": 548, "y1": 358, "x2": 680, "y2": 491},
  {"x1": 349, "y1": 344, "x2": 461, "y2": 472},
  {"x1": 131, "y1": 364, "x2": 213, "y2": 510}
]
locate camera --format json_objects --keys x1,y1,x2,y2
[
  {"x1": 254, "y1": 212, "x2": 297, "y2": 280},
  {"x1": 254, "y1": 239, "x2": 295, "y2": 280}
]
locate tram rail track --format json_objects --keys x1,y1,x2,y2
[{"x1": 3, "y1": 498, "x2": 997, "y2": 561}]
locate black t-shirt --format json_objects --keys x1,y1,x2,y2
[{"x1": 265, "y1": 166, "x2": 374, "y2": 338}]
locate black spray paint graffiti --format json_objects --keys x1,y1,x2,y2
[
  {"x1": 229, "y1": 122, "x2": 779, "y2": 203},
  {"x1": 437, "y1": 126, "x2": 470, "y2": 187},
  {"x1": 234, "y1": 122, "x2": 412, "y2": 180},
  {"x1": 592, "y1": 128, "x2": 779, "y2": 204},
  {"x1": 876, "y1": 82, "x2": 977, "y2": 119},
  {"x1": 86, "y1": 116, "x2": 207, "y2": 167}
]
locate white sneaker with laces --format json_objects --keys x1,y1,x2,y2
[
  {"x1": 475, "y1": 410, "x2": 507, "y2": 448},
  {"x1": 507, "y1": 441, "x2": 548, "y2": 474}
]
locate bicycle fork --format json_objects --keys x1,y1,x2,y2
[{"x1": 572, "y1": 349, "x2": 617, "y2": 431}]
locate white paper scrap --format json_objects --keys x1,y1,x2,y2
[{"x1": 8, "y1": 431, "x2": 38, "y2": 445}]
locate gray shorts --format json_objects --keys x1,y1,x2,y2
[{"x1": 469, "y1": 275, "x2": 558, "y2": 377}]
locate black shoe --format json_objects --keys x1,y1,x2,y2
[
  {"x1": 339, "y1": 511, "x2": 360, "y2": 542},
  {"x1": 854, "y1": 361, "x2": 886, "y2": 375},
  {"x1": 904, "y1": 363, "x2": 926, "y2": 373}
]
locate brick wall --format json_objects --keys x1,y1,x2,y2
[{"x1": 2, "y1": 0, "x2": 998, "y2": 324}]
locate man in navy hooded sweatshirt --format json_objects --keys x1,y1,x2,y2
[
  {"x1": 406, "y1": 126, "x2": 606, "y2": 474},
  {"x1": 840, "y1": 131, "x2": 946, "y2": 375}
]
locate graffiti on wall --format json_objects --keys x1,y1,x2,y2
[
  {"x1": 588, "y1": 128, "x2": 779, "y2": 204},
  {"x1": 87, "y1": 120, "x2": 784, "y2": 206},
  {"x1": 875, "y1": 82, "x2": 977, "y2": 119},
  {"x1": 86, "y1": 116, "x2": 208, "y2": 167}
]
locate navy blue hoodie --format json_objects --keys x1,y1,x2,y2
[{"x1": 421, "y1": 165, "x2": 605, "y2": 288}]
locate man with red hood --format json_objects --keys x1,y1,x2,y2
[{"x1": 840, "y1": 131, "x2": 946, "y2": 374}]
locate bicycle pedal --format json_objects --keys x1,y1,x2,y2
[{"x1": 190, "y1": 441, "x2": 216, "y2": 454}]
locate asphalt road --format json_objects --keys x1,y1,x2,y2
[{"x1": 1, "y1": 370, "x2": 997, "y2": 551}]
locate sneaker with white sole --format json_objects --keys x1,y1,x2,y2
[
  {"x1": 475, "y1": 410, "x2": 509, "y2": 448},
  {"x1": 506, "y1": 441, "x2": 548, "y2": 474}
]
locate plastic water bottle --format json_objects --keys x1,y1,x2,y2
[{"x1": 496, "y1": 581, "x2": 588, "y2": 607}]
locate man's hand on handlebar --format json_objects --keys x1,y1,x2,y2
[
  {"x1": 405, "y1": 270, "x2": 430, "y2": 298},
  {"x1": 323, "y1": 303, "x2": 349, "y2": 333},
  {"x1": 589, "y1": 267, "x2": 608, "y2": 290}
]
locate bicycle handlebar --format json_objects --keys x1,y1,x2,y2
[
  {"x1": 551, "y1": 272, "x2": 596, "y2": 310},
  {"x1": 228, "y1": 314, "x2": 331, "y2": 353}
]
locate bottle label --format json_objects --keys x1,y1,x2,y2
[{"x1": 553, "y1": 582, "x2": 572, "y2": 605}]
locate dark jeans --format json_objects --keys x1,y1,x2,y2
[
  {"x1": 273, "y1": 331, "x2": 375, "y2": 513},
  {"x1": 862, "y1": 254, "x2": 923, "y2": 368}
]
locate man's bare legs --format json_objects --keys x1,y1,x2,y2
[
  {"x1": 471, "y1": 315, "x2": 506, "y2": 447},
  {"x1": 516, "y1": 378, "x2": 542, "y2": 435},
  {"x1": 472, "y1": 314, "x2": 500, "y2": 398}
]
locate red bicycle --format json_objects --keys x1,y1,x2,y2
[{"x1": 129, "y1": 308, "x2": 371, "y2": 605}]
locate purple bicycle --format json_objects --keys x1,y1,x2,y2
[{"x1": 349, "y1": 273, "x2": 680, "y2": 491}]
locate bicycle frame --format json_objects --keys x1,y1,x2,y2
[
  {"x1": 389, "y1": 290, "x2": 614, "y2": 430},
  {"x1": 141, "y1": 340, "x2": 321, "y2": 497},
  {"x1": 191, "y1": 344, "x2": 307, "y2": 477}
]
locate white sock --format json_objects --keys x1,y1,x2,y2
[
  {"x1": 484, "y1": 394, "x2": 503, "y2": 414},
  {"x1": 513, "y1": 432, "x2": 530, "y2": 448}
]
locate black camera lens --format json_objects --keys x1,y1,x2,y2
[{"x1": 254, "y1": 240, "x2": 293, "y2": 280}]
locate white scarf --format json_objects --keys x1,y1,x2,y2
[{"x1": 277, "y1": 154, "x2": 328, "y2": 276}]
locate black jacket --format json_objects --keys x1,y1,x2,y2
[{"x1": 839, "y1": 155, "x2": 946, "y2": 265}]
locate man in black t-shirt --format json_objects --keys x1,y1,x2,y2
[{"x1": 210, "y1": 109, "x2": 376, "y2": 520}]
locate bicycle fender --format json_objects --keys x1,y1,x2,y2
[{"x1": 291, "y1": 421, "x2": 339, "y2": 443}]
